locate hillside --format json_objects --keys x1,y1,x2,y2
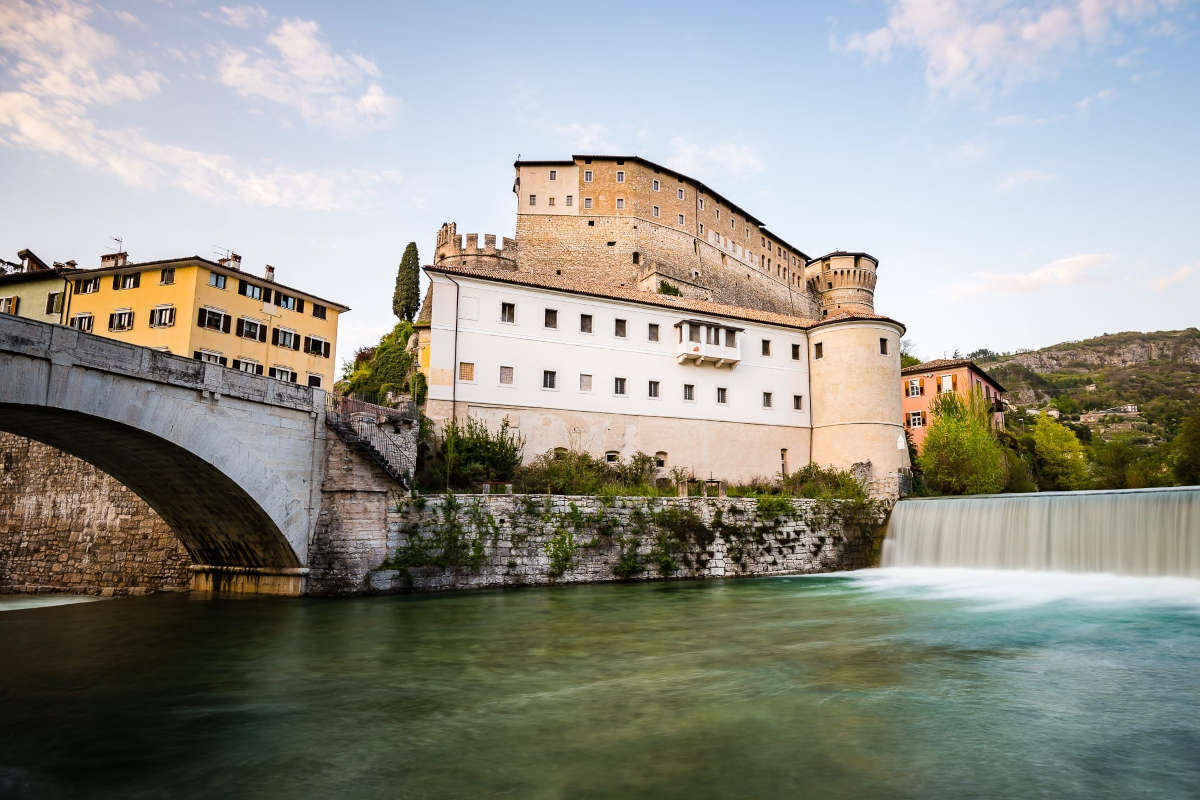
[{"x1": 974, "y1": 328, "x2": 1200, "y2": 440}]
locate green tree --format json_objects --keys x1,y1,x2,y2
[
  {"x1": 900, "y1": 338, "x2": 921, "y2": 368},
  {"x1": 1031, "y1": 415, "x2": 1089, "y2": 491},
  {"x1": 393, "y1": 242, "x2": 421, "y2": 322},
  {"x1": 342, "y1": 322, "x2": 414, "y2": 403},
  {"x1": 1173, "y1": 409, "x2": 1200, "y2": 485},
  {"x1": 919, "y1": 390, "x2": 1007, "y2": 495}
]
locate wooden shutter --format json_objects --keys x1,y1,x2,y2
[
  {"x1": 297, "y1": 298, "x2": 304, "y2": 313},
  {"x1": 197, "y1": 308, "x2": 206, "y2": 327},
  {"x1": 258, "y1": 324, "x2": 267, "y2": 343},
  {"x1": 303, "y1": 336, "x2": 311, "y2": 353},
  {"x1": 109, "y1": 313, "x2": 116, "y2": 330},
  {"x1": 131, "y1": 272, "x2": 140, "y2": 288},
  {"x1": 919, "y1": 378, "x2": 925, "y2": 395},
  {"x1": 289, "y1": 372, "x2": 297, "y2": 383},
  {"x1": 238, "y1": 280, "x2": 247, "y2": 296},
  {"x1": 74, "y1": 279, "x2": 82, "y2": 292},
  {"x1": 193, "y1": 351, "x2": 202, "y2": 360},
  {"x1": 271, "y1": 328, "x2": 279, "y2": 346},
  {"x1": 952, "y1": 374, "x2": 958, "y2": 392},
  {"x1": 113, "y1": 275, "x2": 121, "y2": 290},
  {"x1": 262, "y1": 288, "x2": 272, "y2": 304},
  {"x1": 235, "y1": 318, "x2": 244, "y2": 337},
  {"x1": 291, "y1": 335, "x2": 300, "y2": 351},
  {"x1": 221, "y1": 314, "x2": 231, "y2": 334},
  {"x1": 218, "y1": 356, "x2": 228, "y2": 367},
  {"x1": 274, "y1": 292, "x2": 282, "y2": 307},
  {"x1": 322, "y1": 341, "x2": 330, "y2": 358},
  {"x1": 127, "y1": 311, "x2": 133, "y2": 328},
  {"x1": 255, "y1": 364, "x2": 264, "y2": 376},
  {"x1": 231, "y1": 359, "x2": 241, "y2": 370}
]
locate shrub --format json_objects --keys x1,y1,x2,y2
[
  {"x1": 419, "y1": 416, "x2": 525, "y2": 490},
  {"x1": 1173, "y1": 409, "x2": 1200, "y2": 485},
  {"x1": 544, "y1": 528, "x2": 577, "y2": 577},
  {"x1": 657, "y1": 280, "x2": 682, "y2": 296},
  {"x1": 920, "y1": 390, "x2": 1007, "y2": 495},
  {"x1": 1031, "y1": 415, "x2": 1088, "y2": 491},
  {"x1": 516, "y1": 448, "x2": 674, "y2": 496}
]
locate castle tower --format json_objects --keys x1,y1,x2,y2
[
  {"x1": 806, "y1": 251, "x2": 877, "y2": 317},
  {"x1": 433, "y1": 222, "x2": 517, "y2": 271}
]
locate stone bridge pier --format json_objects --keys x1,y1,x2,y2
[{"x1": 0, "y1": 316, "x2": 329, "y2": 594}]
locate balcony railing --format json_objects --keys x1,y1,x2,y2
[{"x1": 675, "y1": 338, "x2": 741, "y2": 368}]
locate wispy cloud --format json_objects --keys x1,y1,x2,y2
[
  {"x1": 217, "y1": 5, "x2": 268, "y2": 28},
  {"x1": 1074, "y1": 88, "x2": 1115, "y2": 111},
  {"x1": 553, "y1": 122, "x2": 616, "y2": 152},
  {"x1": 995, "y1": 169, "x2": 1056, "y2": 192},
  {"x1": 0, "y1": 0, "x2": 400, "y2": 212},
  {"x1": 1150, "y1": 264, "x2": 1196, "y2": 291},
  {"x1": 838, "y1": 0, "x2": 1176, "y2": 95},
  {"x1": 949, "y1": 254, "x2": 1110, "y2": 299},
  {"x1": 665, "y1": 137, "x2": 766, "y2": 179},
  {"x1": 217, "y1": 18, "x2": 399, "y2": 131}
]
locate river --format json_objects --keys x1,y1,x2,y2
[{"x1": 2, "y1": 571, "x2": 1198, "y2": 799}]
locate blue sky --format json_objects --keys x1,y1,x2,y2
[{"x1": 2, "y1": 0, "x2": 1197, "y2": 367}]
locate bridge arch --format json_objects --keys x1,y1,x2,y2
[{"x1": 0, "y1": 316, "x2": 327, "y2": 593}]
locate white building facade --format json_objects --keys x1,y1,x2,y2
[{"x1": 423, "y1": 268, "x2": 909, "y2": 487}]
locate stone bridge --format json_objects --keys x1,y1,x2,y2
[{"x1": 0, "y1": 315, "x2": 329, "y2": 594}]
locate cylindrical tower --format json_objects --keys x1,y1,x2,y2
[
  {"x1": 805, "y1": 251, "x2": 878, "y2": 317},
  {"x1": 807, "y1": 317, "x2": 909, "y2": 496}
]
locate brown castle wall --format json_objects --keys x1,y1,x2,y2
[{"x1": 0, "y1": 432, "x2": 192, "y2": 595}]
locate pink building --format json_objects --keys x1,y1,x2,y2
[{"x1": 900, "y1": 359, "x2": 1005, "y2": 451}]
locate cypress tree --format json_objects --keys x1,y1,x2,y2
[{"x1": 393, "y1": 242, "x2": 421, "y2": 322}]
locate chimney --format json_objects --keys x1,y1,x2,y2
[
  {"x1": 218, "y1": 252, "x2": 242, "y2": 271},
  {"x1": 264, "y1": 264, "x2": 276, "y2": 282},
  {"x1": 100, "y1": 252, "x2": 129, "y2": 268}
]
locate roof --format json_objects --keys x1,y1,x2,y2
[
  {"x1": 901, "y1": 358, "x2": 1006, "y2": 392},
  {"x1": 67, "y1": 255, "x2": 350, "y2": 312},
  {"x1": 16, "y1": 249, "x2": 50, "y2": 272},
  {"x1": 414, "y1": 284, "x2": 433, "y2": 327},
  {"x1": 514, "y1": 154, "x2": 812, "y2": 263},
  {"x1": 807, "y1": 251, "x2": 878, "y2": 266},
  {"x1": 424, "y1": 262, "x2": 905, "y2": 334},
  {"x1": 0, "y1": 267, "x2": 77, "y2": 287}
]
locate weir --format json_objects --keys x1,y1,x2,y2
[{"x1": 882, "y1": 486, "x2": 1200, "y2": 577}]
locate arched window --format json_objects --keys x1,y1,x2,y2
[
  {"x1": 552, "y1": 447, "x2": 568, "y2": 460},
  {"x1": 655, "y1": 451, "x2": 668, "y2": 469},
  {"x1": 605, "y1": 451, "x2": 620, "y2": 463}
]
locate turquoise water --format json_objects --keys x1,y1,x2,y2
[{"x1": 1, "y1": 571, "x2": 1199, "y2": 799}]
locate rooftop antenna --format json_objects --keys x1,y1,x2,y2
[
  {"x1": 212, "y1": 245, "x2": 233, "y2": 262},
  {"x1": 111, "y1": 235, "x2": 124, "y2": 253}
]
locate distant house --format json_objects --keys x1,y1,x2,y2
[
  {"x1": 1080, "y1": 405, "x2": 1141, "y2": 425},
  {"x1": 900, "y1": 358, "x2": 1005, "y2": 452}
]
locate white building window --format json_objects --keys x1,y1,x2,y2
[
  {"x1": 579, "y1": 373, "x2": 592, "y2": 392},
  {"x1": 76, "y1": 277, "x2": 99, "y2": 294},
  {"x1": 544, "y1": 308, "x2": 558, "y2": 328},
  {"x1": 907, "y1": 379, "x2": 922, "y2": 397},
  {"x1": 208, "y1": 272, "x2": 226, "y2": 289},
  {"x1": 792, "y1": 343, "x2": 801, "y2": 360},
  {"x1": 908, "y1": 411, "x2": 925, "y2": 428},
  {"x1": 233, "y1": 358, "x2": 261, "y2": 375},
  {"x1": 304, "y1": 336, "x2": 331, "y2": 357},
  {"x1": 542, "y1": 370, "x2": 557, "y2": 389},
  {"x1": 655, "y1": 451, "x2": 668, "y2": 468},
  {"x1": 614, "y1": 318, "x2": 627, "y2": 338},
  {"x1": 793, "y1": 395, "x2": 803, "y2": 411},
  {"x1": 716, "y1": 387, "x2": 727, "y2": 404},
  {"x1": 69, "y1": 313, "x2": 93, "y2": 332},
  {"x1": 549, "y1": 169, "x2": 557, "y2": 181},
  {"x1": 149, "y1": 305, "x2": 176, "y2": 328},
  {"x1": 647, "y1": 380, "x2": 659, "y2": 398},
  {"x1": 683, "y1": 383, "x2": 694, "y2": 401},
  {"x1": 459, "y1": 361, "x2": 475, "y2": 382},
  {"x1": 580, "y1": 313, "x2": 593, "y2": 333},
  {"x1": 648, "y1": 323, "x2": 659, "y2": 342},
  {"x1": 762, "y1": 392, "x2": 773, "y2": 408},
  {"x1": 275, "y1": 328, "x2": 298, "y2": 350},
  {"x1": 197, "y1": 307, "x2": 228, "y2": 332},
  {"x1": 940, "y1": 374, "x2": 955, "y2": 393},
  {"x1": 614, "y1": 377, "x2": 626, "y2": 395},
  {"x1": 499, "y1": 366, "x2": 514, "y2": 385},
  {"x1": 500, "y1": 302, "x2": 515, "y2": 323}
]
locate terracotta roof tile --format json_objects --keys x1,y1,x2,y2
[{"x1": 901, "y1": 358, "x2": 1005, "y2": 392}]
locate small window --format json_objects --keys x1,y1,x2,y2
[
  {"x1": 544, "y1": 308, "x2": 558, "y2": 328},
  {"x1": 149, "y1": 305, "x2": 176, "y2": 328},
  {"x1": 652, "y1": 205, "x2": 660, "y2": 217},
  {"x1": 269, "y1": 366, "x2": 296, "y2": 383},
  {"x1": 648, "y1": 380, "x2": 660, "y2": 398},
  {"x1": 880, "y1": 338, "x2": 889, "y2": 355},
  {"x1": 548, "y1": 196, "x2": 556, "y2": 206},
  {"x1": 605, "y1": 451, "x2": 620, "y2": 463},
  {"x1": 44, "y1": 291, "x2": 63, "y2": 314},
  {"x1": 699, "y1": 198, "x2": 705, "y2": 210},
  {"x1": 908, "y1": 411, "x2": 924, "y2": 428},
  {"x1": 499, "y1": 365, "x2": 514, "y2": 385},
  {"x1": 716, "y1": 387, "x2": 727, "y2": 404},
  {"x1": 761, "y1": 339, "x2": 771, "y2": 356},
  {"x1": 632, "y1": 251, "x2": 640, "y2": 265},
  {"x1": 791, "y1": 343, "x2": 801, "y2": 360},
  {"x1": 699, "y1": 223, "x2": 704, "y2": 234},
  {"x1": 119, "y1": 273, "x2": 139, "y2": 290},
  {"x1": 584, "y1": 197, "x2": 593, "y2": 209},
  {"x1": 565, "y1": 195, "x2": 573, "y2": 206},
  {"x1": 814, "y1": 342, "x2": 823, "y2": 359},
  {"x1": 500, "y1": 302, "x2": 515, "y2": 323},
  {"x1": 196, "y1": 349, "x2": 224, "y2": 365},
  {"x1": 616, "y1": 170, "x2": 625, "y2": 183},
  {"x1": 780, "y1": 448, "x2": 789, "y2": 475},
  {"x1": 677, "y1": 188, "x2": 684, "y2": 200},
  {"x1": 614, "y1": 377, "x2": 627, "y2": 395},
  {"x1": 683, "y1": 383, "x2": 694, "y2": 401},
  {"x1": 312, "y1": 304, "x2": 327, "y2": 320},
  {"x1": 542, "y1": 370, "x2": 557, "y2": 389},
  {"x1": 762, "y1": 392, "x2": 773, "y2": 408},
  {"x1": 307, "y1": 374, "x2": 322, "y2": 388},
  {"x1": 579, "y1": 373, "x2": 592, "y2": 392},
  {"x1": 584, "y1": 170, "x2": 593, "y2": 182},
  {"x1": 580, "y1": 313, "x2": 593, "y2": 333},
  {"x1": 209, "y1": 272, "x2": 226, "y2": 289},
  {"x1": 197, "y1": 307, "x2": 228, "y2": 332},
  {"x1": 614, "y1": 319, "x2": 626, "y2": 338},
  {"x1": 647, "y1": 323, "x2": 659, "y2": 342},
  {"x1": 655, "y1": 451, "x2": 668, "y2": 468},
  {"x1": 652, "y1": 179, "x2": 660, "y2": 191},
  {"x1": 941, "y1": 374, "x2": 955, "y2": 393},
  {"x1": 76, "y1": 277, "x2": 99, "y2": 294},
  {"x1": 459, "y1": 362, "x2": 475, "y2": 381},
  {"x1": 160, "y1": 268, "x2": 175, "y2": 285},
  {"x1": 528, "y1": 194, "x2": 536, "y2": 206},
  {"x1": 688, "y1": 323, "x2": 700, "y2": 343},
  {"x1": 616, "y1": 197, "x2": 625, "y2": 210},
  {"x1": 907, "y1": 379, "x2": 922, "y2": 397},
  {"x1": 793, "y1": 395, "x2": 803, "y2": 411},
  {"x1": 549, "y1": 169, "x2": 557, "y2": 181},
  {"x1": 725, "y1": 329, "x2": 736, "y2": 347},
  {"x1": 678, "y1": 214, "x2": 685, "y2": 225},
  {"x1": 69, "y1": 313, "x2": 93, "y2": 332}
]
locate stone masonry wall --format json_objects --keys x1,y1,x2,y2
[
  {"x1": 361, "y1": 493, "x2": 886, "y2": 594},
  {"x1": 0, "y1": 432, "x2": 192, "y2": 596}
]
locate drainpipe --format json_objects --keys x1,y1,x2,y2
[
  {"x1": 807, "y1": 330, "x2": 814, "y2": 469},
  {"x1": 445, "y1": 274, "x2": 462, "y2": 424},
  {"x1": 61, "y1": 273, "x2": 71, "y2": 326}
]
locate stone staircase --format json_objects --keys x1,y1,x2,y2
[{"x1": 325, "y1": 396, "x2": 418, "y2": 486}]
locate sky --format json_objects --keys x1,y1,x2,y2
[{"x1": 1, "y1": 0, "x2": 1197, "y2": 368}]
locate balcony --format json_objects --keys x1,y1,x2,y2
[{"x1": 674, "y1": 319, "x2": 742, "y2": 368}]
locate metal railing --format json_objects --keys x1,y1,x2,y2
[{"x1": 325, "y1": 395, "x2": 417, "y2": 484}]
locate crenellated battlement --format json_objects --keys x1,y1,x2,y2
[
  {"x1": 433, "y1": 222, "x2": 517, "y2": 270},
  {"x1": 807, "y1": 252, "x2": 878, "y2": 317}
]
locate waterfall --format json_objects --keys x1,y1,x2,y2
[{"x1": 882, "y1": 487, "x2": 1200, "y2": 576}]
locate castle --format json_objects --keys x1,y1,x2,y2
[{"x1": 416, "y1": 155, "x2": 908, "y2": 495}]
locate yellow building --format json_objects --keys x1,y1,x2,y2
[
  {"x1": 0, "y1": 249, "x2": 76, "y2": 324},
  {"x1": 64, "y1": 252, "x2": 348, "y2": 388}
]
